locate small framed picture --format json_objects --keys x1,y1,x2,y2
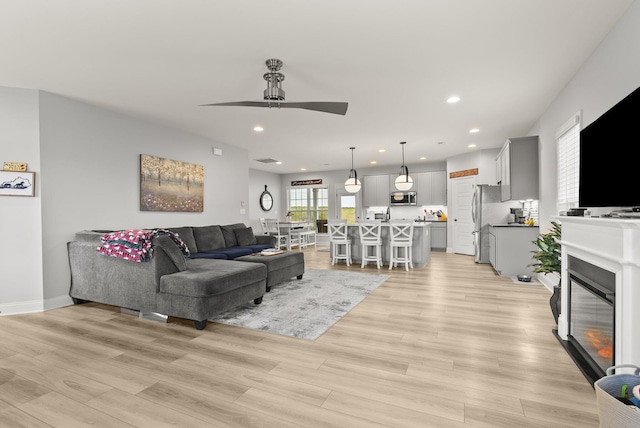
[
  {"x1": 0, "y1": 171, "x2": 35, "y2": 197},
  {"x1": 3, "y1": 162, "x2": 27, "y2": 171}
]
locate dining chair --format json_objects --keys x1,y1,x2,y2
[
  {"x1": 291, "y1": 219, "x2": 317, "y2": 250},
  {"x1": 358, "y1": 221, "x2": 382, "y2": 268},
  {"x1": 259, "y1": 218, "x2": 268, "y2": 235},
  {"x1": 328, "y1": 219, "x2": 352, "y2": 265},
  {"x1": 264, "y1": 218, "x2": 290, "y2": 250},
  {"x1": 388, "y1": 220, "x2": 414, "y2": 271}
]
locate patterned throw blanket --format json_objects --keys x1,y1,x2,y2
[{"x1": 96, "y1": 229, "x2": 189, "y2": 262}]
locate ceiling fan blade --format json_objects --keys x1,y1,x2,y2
[
  {"x1": 278, "y1": 101, "x2": 348, "y2": 115},
  {"x1": 201, "y1": 100, "x2": 348, "y2": 115}
]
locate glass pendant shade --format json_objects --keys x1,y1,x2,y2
[
  {"x1": 344, "y1": 147, "x2": 361, "y2": 193},
  {"x1": 395, "y1": 142, "x2": 413, "y2": 190},
  {"x1": 395, "y1": 173, "x2": 414, "y2": 191},
  {"x1": 345, "y1": 175, "x2": 362, "y2": 193}
]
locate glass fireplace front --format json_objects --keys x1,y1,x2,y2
[{"x1": 568, "y1": 256, "x2": 615, "y2": 377}]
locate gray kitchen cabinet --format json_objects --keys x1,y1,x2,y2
[
  {"x1": 430, "y1": 221, "x2": 447, "y2": 250},
  {"x1": 363, "y1": 174, "x2": 391, "y2": 207},
  {"x1": 496, "y1": 136, "x2": 538, "y2": 201},
  {"x1": 415, "y1": 171, "x2": 447, "y2": 205},
  {"x1": 488, "y1": 225, "x2": 539, "y2": 276}
]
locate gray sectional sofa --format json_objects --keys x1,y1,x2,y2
[{"x1": 67, "y1": 223, "x2": 303, "y2": 330}]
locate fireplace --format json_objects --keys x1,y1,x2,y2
[
  {"x1": 555, "y1": 216, "x2": 640, "y2": 386},
  {"x1": 566, "y1": 255, "x2": 615, "y2": 382}
]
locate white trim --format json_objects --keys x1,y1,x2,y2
[
  {"x1": 555, "y1": 110, "x2": 581, "y2": 139},
  {"x1": 0, "y1": 299, "x2": 44, "y2": 316},
  {"x1": 44, "y1": 295, "x2": 74, "y2": 311}
]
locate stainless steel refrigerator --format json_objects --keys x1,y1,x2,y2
[{"x1": 472, "y1": 185, "x2": 521, "y2": 263}]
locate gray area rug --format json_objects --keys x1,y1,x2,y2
[{"x1": 209, "y1": 268, "x2": 389, "y2": 340}]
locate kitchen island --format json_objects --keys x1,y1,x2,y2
[{"x1": 334, "y1": 222, "x2": 432, "y2": 268}]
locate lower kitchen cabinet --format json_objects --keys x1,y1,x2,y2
[
  {"x1": 488, "y1": 225, "x2": 539, "y2": 276},
  {"x1": 430, "y1": 222, "x2": 447, "y2": 251}
]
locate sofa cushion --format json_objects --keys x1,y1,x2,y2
[
  {"x1": 154, "y1": 235, "x2": 187, "y2": 271},
  {"x1": 206, "y1": 247, "x2": 253, "y2": 259},
  {"x1": 167, "y1": 226, "x2": 198, "y2": 253},
  {"x1": 244, "y1": 244, "x2": 273, "y2": 253},
  {"x1": 221, "y1": 223, "x2": 246, "y2": 248},
  {"x1": 234, "y1": 227, "x2": 257, "y2": 246},
  {"x1": 193, "y1": 225, "x2": 225, "y2": 252},
  {"x1": 160, "y1": 259, "x2": 267, "y2": 297},
  {"x1": 188, "y1": 252, "x2": 228, "y2": 260}
]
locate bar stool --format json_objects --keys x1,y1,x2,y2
[
  {"x1": 328, "y1": 220, "x2": 352, "y2": 265},
  {"x1": 389, "y1": 220, "x2": 414, "y2": 271},
  {"x1": 358, "y1": 221, "x2": 383, "y2": 269}
]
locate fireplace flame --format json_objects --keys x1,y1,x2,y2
[{"x1": 586, "y1": 329, "x2": 613, "y2": 359}]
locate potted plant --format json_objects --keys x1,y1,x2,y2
[{"x1": 528, "y1": 221, "x2": 562, "y2": 323}]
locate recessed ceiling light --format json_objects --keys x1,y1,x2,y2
[
  {"x1": 378, "y1": 149, "x2": 386, "y2": 153},
  {"x1": 446, "y1": 96, "x2": 460, "y2": 103},
  {"x1": 419, "y1": 156, "x2": 427, "y2": 160},
  {"x1": 275, "y1": 161, "x2": 282, "y2": 165},
  {"x1": 468, "y1": 144, "x2": 477, "y2": 148},
  {"x1": 370, "y1": 161, "x2": 377, "y2": 164},
  {"x1": 300, "y1": 168, "x2": 306, "y2": 171},
  {"x1": 253, "y1": 126, "x2": 264, "y2": 132},
  {"x1": 469, "y1": 128, "x2": 479, "y2": 133}
]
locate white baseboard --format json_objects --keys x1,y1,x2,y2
[
  {"x1": 0, "y1": 295, "x2": 74, "y2": 316},
  {"x1": 537, "y1": 272, "x2": 560, "y2": 293},
  {"x1": 0, "y1": 299, "x2": 44, "y2": 316}
]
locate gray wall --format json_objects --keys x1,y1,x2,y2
[
  {"x1": 0, "y1": 87, "x2": 44, "y2": 313},
  {"x1": 531, "y1": 0, "x2": 640, "y2": 228},
  {"x1": 1, "y1": 89, "x2": 251, "y2": 313}
]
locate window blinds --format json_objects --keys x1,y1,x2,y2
[{"x1": 556, "y1": 112, "x2": 581, "y2": 212}]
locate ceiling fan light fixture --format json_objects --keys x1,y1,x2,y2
[
  {"x1": 395, "y1": 141, "x2": 414, "y2": 191},
  {"x1": 201, "y1": 58, "x2": 348, "y2": 115},
  {"x1": 344, "y1": 147, "x2": 361, "y2": 193}
]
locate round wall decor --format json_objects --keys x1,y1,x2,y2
[{"x1": 260, "y1": 185, "x2": 273, "y2": 211}]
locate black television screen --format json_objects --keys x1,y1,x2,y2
[{"x1": 579, "y1": 85, "x2": 640, "y2": 208}]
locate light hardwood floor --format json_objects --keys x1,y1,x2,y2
[{"x1": 0, "y1": 249, "x2": 599, "y2": 427}]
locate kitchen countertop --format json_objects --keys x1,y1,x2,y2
[{"x1": 490, "y1": 223, "x2": 538, "y2": 227}]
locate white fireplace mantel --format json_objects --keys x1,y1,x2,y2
[{"x1": 555, "y1": 216, "x2": 640, "y2": 369}]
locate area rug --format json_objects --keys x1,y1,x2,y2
[{"x1": 209, "y1": 268, "x2": 389, "y2": 340}]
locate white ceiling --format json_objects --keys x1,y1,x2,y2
[{"x1": 1, "y1": 0, "x2": 633, "y2": 174}]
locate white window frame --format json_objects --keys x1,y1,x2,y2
[{"x1": 556, "y1": 111, "x2": 581, "y2": 213}]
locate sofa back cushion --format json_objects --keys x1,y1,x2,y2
[
  {"x1": 192, "y1": 225, "x2": 225, "y2": 252},
  {"x1": 221, "y1": 223, "x2": 247, "y2": 247},
  {"x1": 154, "y1": 235, "x2": 187, "y2": 271},
  {"x1": 167, "y1": 226, "x2": 198, "y2": 253},
  {"x1": 234, "y1": 227, "x2": 257, "y2": 246}
]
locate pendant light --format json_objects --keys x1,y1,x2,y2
[
  {"x1": 344, "y1": 147, "x2": 361, "y2": 193},
  {"x1": 394, "y1": 141, "x2": 414, "y2": 190}
]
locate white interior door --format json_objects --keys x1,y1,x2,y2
[{"x1": 451, "y1": 176, "x2": 476, "y2": 255}]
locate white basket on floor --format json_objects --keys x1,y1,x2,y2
[{"x1": 594, "y1": 364, "x2": 640, "y2": 428}]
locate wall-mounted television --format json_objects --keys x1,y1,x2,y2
[{"x1": 579, "y1": 85, "x2": 640, "y2": 209}]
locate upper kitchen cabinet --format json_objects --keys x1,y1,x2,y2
[
  {"x1": 496, "y1": 136, "x2": 539, "y2": 201},
  {"x1": 363, "y1": 174, "x2": 391, "y2": 207},
  {"x1": 415, "y1": 171, "x2": 447, "y2": 205}
]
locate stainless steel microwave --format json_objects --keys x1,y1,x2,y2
[{"x1": 390, "y1": 191, "x2": 417, "y2": 206}]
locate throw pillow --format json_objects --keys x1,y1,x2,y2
[
  {"x1": 234, "y1": 227, "x2": 257, "y2": 246},
  {"x1": 154, "y1": 235, "x2": 187, "y2": 271}
]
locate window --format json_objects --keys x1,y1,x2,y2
[
  {"x1": 288, "y1": 187, "x2": 328, "y2": 231},
  {"x1": 557, "y1": 112, "x2": 581, "y2": 213}
]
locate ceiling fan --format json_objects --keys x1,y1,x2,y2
[{"x1": 201, "y1": 58, "x2": 348, "y2": 115}]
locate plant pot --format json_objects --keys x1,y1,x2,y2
[{"x1": 550, "y1": 284, "x2": 561, "y2": 324}]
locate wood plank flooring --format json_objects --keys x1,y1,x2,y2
[{"x1": 0, "y1": 250, "x2": 599, "y2": 427}]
